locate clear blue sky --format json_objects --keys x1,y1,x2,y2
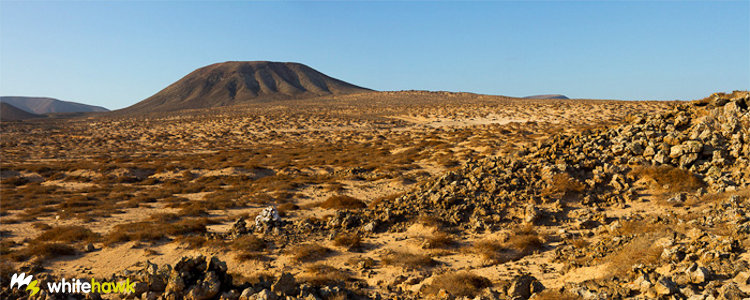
[{"x1": 1, "y1": 1, "x2": 748, "y2": 109}]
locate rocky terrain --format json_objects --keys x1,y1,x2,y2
[{"x1": 1, "y1": 91, "x2": 747, "y2": 299}]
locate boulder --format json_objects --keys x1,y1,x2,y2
[
  {"x1": 250, "y1": 289, "x2": 277, "y2": 300},
  {"x1": 508, "y1": 274, "x2": 543, "y2": 299},
  {"x1": 524, "y1": 203, "x2": 540, "y2": 224},
  {"x1": 255, "y1": 207, "x2": 282, "y2": 232},
  {"x1": 270, "y1": 272, "x2": 297, "y2": 296},
  {"x1": 686, "y1": 263, "x2": 711, "y2": 284},
  {"x1": 652, "y1": 276, "x2": 678, "y2": 296}
]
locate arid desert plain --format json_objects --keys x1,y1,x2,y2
[{"x1": 1, "y1": 62, "x2": 749, "y2": 300}]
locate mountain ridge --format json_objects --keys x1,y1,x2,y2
[
  {"x1": 0, "y1": 102, "x2": 44, "y2": 121},
  {"x1": 523, "y1": 94, "x2": 569, "y2": 100},
  {"x1": 0, "y1": 96, "x2": 109, "y2": 114}
]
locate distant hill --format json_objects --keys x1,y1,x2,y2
[
  {"x1": 0, "y1": 102, "x2": 44, "y2": 121},
  {"x1": 119, "y1": 61, "x2": 371, "y2": 114},
  {"x1": 523, "y1": 94, "x2": 569, "y2": 100},
  {"x1": 0, "y1": 96, "x2": 109, "y2": 114}
]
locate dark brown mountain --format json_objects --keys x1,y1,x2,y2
[
  {"x1": 0, "y1": 102, "x2": 44, "y2": 121},
  {"x1": 120, "y1": 61, "x2": 371, "y2": 113},
  {"x1": 0, "y1": 96, "x2": 109, "y2": 114}
]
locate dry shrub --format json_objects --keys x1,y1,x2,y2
[
  {"x1": 611, "y1": 220, "x2": 669, "y2": 237},
  {"x1": 0, "y1": 217, "x2": 21, "y2": 225},
  {"x1": 144, "y1": 248, "x2": 159, "y2": 256},
  {"x1": 278, "y1": 203, "x2": 300, "y2": 211},
  {"x1": 346, "y1": 256, "x2": 376, "y2": 269},
  {"x1": 11, "y1": 242, "x2": 76, "y2": 261},
  {"x1": 0, "y1": 261, "x2": 14, "y2": 283},
  {"x1": 28, "y1": 242, "x2": 77, "y2": 258},
  {"x1": 438, "y1": 158, "x2": 460, "y2": 168},
  {"x1": 103, "y1": 218, "x2": 207, "y2": 246},
  {"x1": 709, "y1": 222, "x2": 737, "y2": 238},
  {"x1": 102, "y1": 227, "x2": 161, "y2": 246},
  {"x1": 59, "y1": 195, "x2": 99, "y2": 209},
  {"x1": 333, "y1": 233, "x2": 362, "y2": 251},
  {"x1": 506, "y1": 226, "x2": 545, "y2": 255},
  {"x1": 323, "y1": 182, "x2": 346, "y2": 193},
  {"x1": 630, "y1": 165, "x2": 704, "y2": 193},
  {"x1": 178, "y1": 236, "x2": 212, "y2": 249},
  {"x1": 369, "y1": 193, "x2": 403, "y2": 208},
  {"x1": 319, "y1": 195, "x2": 366, "y2": 210},
  {"x1": 300, "y1": 264, "x2": 352, "y2": 287},
  {"x1": 380, "y1": 251, "x2": 436, "y2": 269},
  {"x1": 422, "y1": 272, "x2": 492, "y2": 297},
  {"x1": 139, "y1": 178, "x2": 160, "y2": 185},
  {"x1": 326, "y1": 294, "x2": 348, "y2": 300},
  {"x1": 232, "y1": 271, "x2": 275, "y2": 286},
  {"x1": 1, "y1": 176, "x2": 28, "y2": 186},
  {"x1": 605, "y1": 235, "x2": 665, "y2": 277},
  {"x1": 277, "y1": 203, "x2": 300, "y2": 217},
  {"x1": 288, "y1": 243, "x2": 330, "y2": 262},
  {"x1": 235, "y1": 251, "x2": 266, "y2": 261},
  {"x1": 0, "y1": 240, "x2": 19, "y2": 255},
  {"x1": 148, "y1": 213, "x2": 181, "y2": 223},
  {"x1": 177, "y1": 198, "x2": 239, "y2": 216},
  {"x1": 231, "y1": 235, "x2": 266, "y2": 252},
  {"x1": 421, "y1": 231, "x2": 456, "y2": 249},
  {"x1": 543, "y1": 173, "x2": 585, "y2": 197},
  {"x1": 570, "y1": 238, "x2": 590, "y2": 249},
  {"x1": 416, "y1": 215, "x2": 445, "y2": 228},
  {"x1": 177, "y1": 234, "x2": 226, "y2": 250},
  {"x1": 471, "y1": 239, "x2": 511, "y2": 263},
  {"x1": 122, "y1": 195, "x2": 157, "y2": 208},
  {"x1": 533, "y1": 289, "x2": 580, "y2": 300},
  {"x1": 37, "y1": 225, "x2": 100, "y2": 243},
  {"x1": 698, "y1": 188, "x2": 750, "y2": 205},
  {"x1": 162, "y1": 196, "x2": 189, "y2": 207},
  {"x1": 31, "y1": 222, "x2": 52, "y2": 230},
  {"x1": 248, "y1": 175, "x2": 309, "y2": 193},
  {"x1": 471, "y1": 226, "x2": 545, "y2": 264}
]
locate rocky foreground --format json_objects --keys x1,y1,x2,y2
[{"x1": 1, "y1": 92, "x2": 749, "y2": 300}]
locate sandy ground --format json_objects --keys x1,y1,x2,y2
[{"x1": 0, "y1": 92, "x2": 680, "y2": 296}]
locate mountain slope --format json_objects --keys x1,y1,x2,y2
[
  {"x1": 0, "y1": 96, "x2": 109, "y2": 114},
  {"x1": 120, "y1": 61, "x2": 371, "y2": 113},
  {"x1": 523, "y1": 94, "x2": 569, "y2": 100},
  {"x1": 0, "y1": 102, "x2": 44, "y2": 121}
]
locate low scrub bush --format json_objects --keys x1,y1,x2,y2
[
  {"x1": 277, "y1": 203, "x2": 300, "y2": 217},
  {"x1": 333, "y1": 233, "x2": 362, "y2": 251},
  {"x1": 420, "y1": 231, "x2": 457, "y2": 249},
  {"x1": 630, "y1": 165, "x2": 704, "y2": 193},
  {"x1": 37, "y1": 225, "x2": 100, "y2": 243},
  {"x1": 380, "y1": 251, "x2": 436, "y2": 269},
  {"x1": 422, "y1": 272, "x2": 492, "y2": 297},
  {"x1": 287, "y1": 243, "x2": 330, "y2": 262},
  {"x1": 471, "y1": 225, "x2": 545, "y2": 264},
  {"x1": 369, "y1": 193, "x2": 403, "y2": 208},
  {"x1": 103, "y1": 218, "x2": 207, "y2": 246},
  {"x1": 605, "y1": 234, "x2": 665, "y2": 277},
  {"x1": 10, "y1": 242, "x2": 76, "y2": 261},
  {"x1": 533, "y1": 290, "x2": 581, "y2": 300},
  {"x1": 543, "y1": 173, "x2": 585, "y2": 197},
  {"x1": 300, "y1": 264, "x2": 352, "y2": 287},
  {"x1": 319, "y1": 195, "x2": 366, "y2": 210},
  {"x1": 231, "y1": 235, "x2": 267, "y2": 252}
]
